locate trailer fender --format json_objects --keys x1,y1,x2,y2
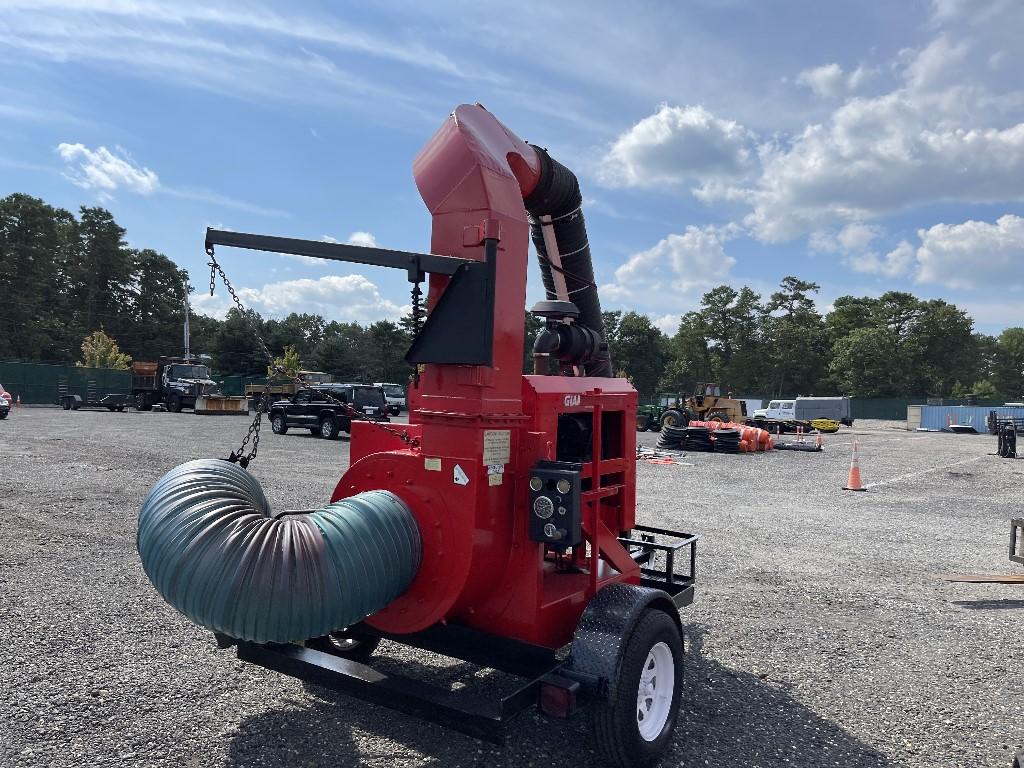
[{"x1": 565, "y1": 582, "x2": 682, "y2": 697}]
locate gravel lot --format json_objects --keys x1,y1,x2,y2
[{"x1": 1, "y1": 407, "x2": 1021, "y2": 768}]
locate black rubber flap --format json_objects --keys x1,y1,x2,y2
[{"x1": 406, "y1": 251, "x2": 495, "y2": 366}]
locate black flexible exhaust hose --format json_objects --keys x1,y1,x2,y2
[{"x1": 523, "y1": 146, "x2": 612, "y2": 377}]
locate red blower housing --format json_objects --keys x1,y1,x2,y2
[{"x1": 332, "y1": 105, "x2": 640, "y2": 648}]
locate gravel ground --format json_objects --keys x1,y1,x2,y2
[{"x1": 1, "y1": 408, "x2": 1021, "y2": 768}]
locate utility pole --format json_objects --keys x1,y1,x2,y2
[{"x1": 183, "y1": 277, "x2": 191, "y2": 359}]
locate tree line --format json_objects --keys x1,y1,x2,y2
[{"x1": 3, "y1": 193, "x2": 1023, "y2": 399}]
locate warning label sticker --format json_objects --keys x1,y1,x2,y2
[{"x1": 482, "y1": 430, "x2": 511, "y2": 465}]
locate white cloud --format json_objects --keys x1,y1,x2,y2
[
  {"x1": 602, "y1": 226, "x2": 736, "y2": 312},
  {"x1": 56, "y1": 140, "x2": 288, "y2": 214},
  {"x1": 914, "y1": 214, "x2": 1024, "y2": 289},
  {"x1": 652, "y1": 313, "x2": 680, "y2": 335},
  {"x1": 746, "y1": 94, "x2": 1024, "y2": 241},
  {"x1": 194, "y1": 273, "x2": 407, "y2": 324},
  {"x1": 795, "y1": 62, "x2": 873, "y2": 99},
  {"x1": 848, "y1": 240, "x2": 916, "y2": 278},
  {"x1": 836, "y1": 222, "x2": 882, "y2": 252},
  {"x1": 56, "y1": 142, "x2": 159, "y2": 198},
  {"x1": 809, "y1": 222, "x2": 910, "y2": 277},
  {"x1": 837, "y1": 214, "x2": 1024, "y2": 286},
  {"x1": 346, "y1": 231, "x2": 377, "y2": 247},
  {"x1": 597, "y1": 104, "x2": 754, "y2": 188}
]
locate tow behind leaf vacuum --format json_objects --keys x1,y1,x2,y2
[{"x1": 137, "y1": 105, "x2": 698, "y2": 767}]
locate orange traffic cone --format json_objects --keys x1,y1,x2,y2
[
  {"x1": 814, "y1": 434, "x2": 823, "y2": 451},
  {"x1": 842, "y1": 440, "x2": 866, "y2": 491}
]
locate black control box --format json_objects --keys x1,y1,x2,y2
[{"x1": 527, "y1": 460, "x2": 582, "y2": 549}]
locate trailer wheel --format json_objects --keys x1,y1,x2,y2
[
  {"x1": 271, "y1": 414, "x2": 288, "y2": 434},
  {"x1": 592, "y1": 609, "x2": 683, "y2": 768},
  {"x1": 307, "y1": 632, "x2": 380, "y2": 662},
  {"x1": 320, "y1": 416, "x2": 340, "y2": 440}
]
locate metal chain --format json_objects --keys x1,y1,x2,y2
[
  {"x1": 207, "y1": 247, "x2": 420, "y2": 464},
  {"x1": 207, "y1": 248, "x2": 276, "y2": 468},
  {"x1": 410, "y1": 280, "x2": 423, "y2": 335}
]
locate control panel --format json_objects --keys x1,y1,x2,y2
[{"x1": 527, "y1": 460, "x2": 582, "y2": 549}]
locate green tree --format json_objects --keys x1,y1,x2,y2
[
  {"x1": 128, "y1": 249, "x2": 188, "y2": 359},
  {"x1": 523, "y1": 311, "x2": 545, "y2": 373},
  {"x1": 992, "y1": 328, "x2": 1024, "y2": 398},
  {"x1": 77, "y1": 329, "x2": 131, "y2": 369},
  {"x1": 0, "y1": 194, "x2": 79, "y2": 360},
  {"x1": 364, "y1": 320, "x2": 412, "y2": 382},
  {"x1": 911, "y1": 299, "x2": 976, "y2": 395},
  {"x1": 763, "y1": 277, "x2": 827, "y2": 396},
  {"x1": 72, "y1": 207, "x2": 135, "y2": 343},
  {"x1": 214, "y1": 307, "x2": 268, "y2": 376},
  {"x1": 311, "y1": 321, "x2": 370, "y2": 380},
  {"x1": 659, "y1": 312, "x2": 713, "y2": 394},
  {"x1": 829, "y1": 326, "x2": 902, "y2": 396},
  {"x1": 610, "y1": 312, "x2": 668, "y2": 398},
  {"x1": 268, "y1": 344, "x2": 301, "y2": 378}
]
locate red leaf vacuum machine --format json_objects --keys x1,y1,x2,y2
[{"x1": 137, "y1": 104, "x2": 698, "y2": 767}]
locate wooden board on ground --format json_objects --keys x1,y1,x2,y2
[{"x1": 935, "y1": 573, "x2": 1024, "y2": 584}]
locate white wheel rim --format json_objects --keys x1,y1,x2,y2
[
  {"x1": 321, "y1": 421, "x2": 332, "y2": 437},
  {"x1": 636, "y1": 641, "x2": 674, "y2": 742}
]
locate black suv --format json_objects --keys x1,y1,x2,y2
[{"x1": 269, "y1": 386, "x2": 389, "y2": 440}]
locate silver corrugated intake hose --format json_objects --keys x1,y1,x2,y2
[{"x1": 137, "y1": 459, "x2": 421, "y2": 644}]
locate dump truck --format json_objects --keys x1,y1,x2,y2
[
  {"x1": 131, "y1": 357, "x2": 247, "y2": 414},
  {"x1": 245, "y1": 370, "x2": 333, "y2": 411}
]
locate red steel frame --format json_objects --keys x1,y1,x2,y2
[{"x1": 332, "y1": 105, "x2": 641, "y2": 649}]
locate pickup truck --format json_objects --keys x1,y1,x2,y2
[{"x1": 269, "y1": 386, "x2": 390, "y2": 440}]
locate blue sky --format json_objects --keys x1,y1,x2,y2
[{"x1": 2, "y1": 0, "x2": 1023, "y2": 334}]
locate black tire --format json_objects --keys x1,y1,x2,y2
[
  {"x1": 306, "y1": 633, "x2": 380, "y2": 663},
  {"x1": 636, "y1": 415, "x2": 650, "y2": 432},
  {"x1": 271, "y1": 414, "x2": 288, "y2": 434},
  {"x1": 308, "y1": 427, "x2": 320, "y2": 436},
  {"x1": 62, "y1": 399, "x2": 71, "y2": 411},
  {"x1": 660, "y1": 409, "x2": 684, "y2": 429},
  {"x1": 592, "y1": 609, "x2": 684, "y2": 768},
  {"x1": 319, "y1": 415, "x2": 340, "y2": 440},
  {"x1": 169, "y1": 394, "x2": 182, "y2": 413},
  {"x1": 0, "y1": 411, "x2": 7, "y2": 419},
  {"x1": 117, "y1": 406, "x2": 125, "y2": 412}
]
